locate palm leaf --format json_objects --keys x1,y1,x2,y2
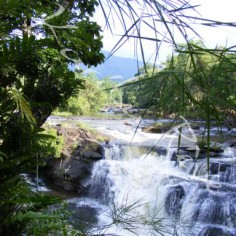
[{"x1": 9, "y1": 89, "x2": 36, "y2": 125}]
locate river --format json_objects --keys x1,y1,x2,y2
[{"x1": 43, "y1": 115, "x2": 236, "y2": 236}]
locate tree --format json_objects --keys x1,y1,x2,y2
[
  {"x1": 122, "y1": 64, "x2": 161, "y2": 109},
  {"x1": 58, "y1": 73, "x2": 108, "y2": 115},
  {"x1": 0, "y1": 0, "x2": 104, "y2": 125},
  {"x1": 101, "y1": 77, "x2": 122, "y2": 104},
  {"x1": 0, "y1": 0, "x2": 104, "y2": 234},
  {"x1": 165, "y1": 42, "x2": 236, "y2": 121},
  {"x1": 122, "y1": 41, "x2": 236, "y2": 121}
]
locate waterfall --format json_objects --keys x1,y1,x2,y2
[
  {"x1": 44, "y1": 117, "x2": 236, "y2": 235},
  {"x1": 88, "y1": 137, "x2": 236, "y2": 235},
  {"x1": 61, "y1": 116, "x2": 236, "y2": 235}
]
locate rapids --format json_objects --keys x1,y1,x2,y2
[{"x1": 47, "y1": 116, "x2": 236, "y2": 236}]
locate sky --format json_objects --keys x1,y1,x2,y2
[{"x1": 95, "y1": 0, "x2": 236, "y2": 63}]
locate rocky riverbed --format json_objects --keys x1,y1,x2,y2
[{"x1": 44, "y1": 119, "x2": 236, "y2": 196}]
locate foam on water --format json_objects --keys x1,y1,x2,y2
[{"x1": 87, "y1": 126, "x2": 236, "y2": 235}]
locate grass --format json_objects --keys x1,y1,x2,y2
[{"x1": 52, "y1": 111, "x2": 73, "y2": 117}]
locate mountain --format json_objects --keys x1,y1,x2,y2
[{"x1": 69, "y1": 51, "x2": 143, "y2": 82}]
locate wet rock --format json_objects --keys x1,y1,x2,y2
[
  {"x1": 210, "y1": 162, "x2": 220, "y2": 175},
  {"x1": 209, "y1": 147, "x2": 224, "y2": 154},
  {"x1": 61, "y1": 180, "x2": 76, "y2": 192},
  {"x1": 73, "y1": 138, "x2": 103, "y2": 161},
  {"x1": 171, "y1": 149, "x2": 192, "y2": 161},
  {"x1": 65, "y1": 159, "x2": 91, "y2": 179},
  {"x1": 219, "y1": 163, "x2": 231, "y2": 172},
  {"x1": 142, "y1": 125, "x2": 171, "y2": 133},
  {"x1": 191, "y1": 125, "x2": 202, "y2": 130},
  {"x1": 165, "y1": 185, "x2": 185, "y2": 219},
  {"x1": 83, "y1": 151, "x2": 102, "y2": 160},
  {"x1": 186, "y1": 146, "x2": 199, "y2": 152},
  {"x1": 148, "y1": 146, "x2": 167, "y2": 156},
  {"x1": 191, "y1": 189, "x2": 236, "y2": 228},
  {"x1": 199, "y1": 225, "x2": 236, "y2": 236},
  {"x1": 46, "y1": 157, "x2": 91, "y2": 193},
  {"x1": 228, "y1": 130, "x2": 236, "y2": 137},
  {"x1": 123, "y1": 121, "x2": 132, "y2": 126},
  {"x1": 67, "y1": 203, "x2": 99, "y2": 230},
  {"x1": 223, "y1": 139, "x2": 236, "y2": 148},
  {"x1": 127, "y1": 108, "x2": 145, "y2": 114},
  {"x1": 186, "y1": 143, "x2": 224, "y2": 159}
]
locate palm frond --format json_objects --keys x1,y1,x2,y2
[{"x1": 9, "y1": 89, "x2": 36, "y2": 125}]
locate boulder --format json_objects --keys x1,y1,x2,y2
[
  {"x1": 45, "y1": 125, "x2": 109, "y2": 193},
  {"x1": 82, "y1": 151, "x2": 102, "y2": 160},
  {"x1": 142, "y1": 125, "x2": 170, "y2": 133}
]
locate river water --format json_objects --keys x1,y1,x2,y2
[{"x1": 45, "y1": 115, "x2": 236, "y2": 236}]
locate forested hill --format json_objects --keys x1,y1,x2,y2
[{"x1": 69, "y1": 51, "x2": 143, "y2": 82}]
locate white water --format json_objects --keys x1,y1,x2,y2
[
  {"x1": 21, "y1": 173, "x2": 51, "y2": 192},
  {"x1": 46, "y1": 116, "x2": 236, "y2": 235},
  {"x1": 85, "y1": 120, "x2": 236, "y2": 236}
]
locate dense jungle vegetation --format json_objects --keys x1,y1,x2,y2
[
  {"x1": 56, "y1": 75, "x2": 122, "y2": 115},
  {"x1": 122, "y1": 42, "x2": 236, "y2": 124},
  {"x1": 0, "y1": 0, "x2": 235, "y2": 235}
]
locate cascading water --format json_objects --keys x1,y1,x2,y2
[
  {"x1": 87, "y1": 121, "x2": 236, "y2": 236},
  {"x1": 46, "y1": 116, "x2": 236, "y2": 235}
]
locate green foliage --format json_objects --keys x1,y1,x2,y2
[
  {"x1": 122, "y1": 41, "x2": 236, "y2": 170},
  {"x1": 9, "y1": 89, "x2": 36, "y2": 124},
  {"x1": 122, "y1": 64, "x2": 160, "y2": 108},
  {"x1": 0, "y1": 0, "x2": 104, "y2": 125},
  {"x1": 58, "y1": 74, "x2": 110, "y2": 115},
  {"x1": 76, "y1": 121, "x2": 92, "y2": 130},
  {"x1": 67, "y1": 96, "x2": 91, "y2": 115},
  {"x1": 0, "y1": 0, "x2": 105, "y2": 234},
  {"x1": 0, "y1": 177, "x2": 83, "y2": 235},
  {"x1": 56, "y1": 75, "x2": 123, "y2": 116},
  {"x1": 122, "y1": 42, "x2": 236, "y2": 122},
  {"x1": 36, "y1": 127, "x2": 64, "y2": 159},
  {"x1": 16, "y1": 204, "x2": 80, "y2": 236},
  {"x1": 101, "y1": 77, "x2": 123, "y2": 104},
  {"x1": 0, "y1": 175, "x2": 60, "y2": 235}
]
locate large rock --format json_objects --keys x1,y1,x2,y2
[
  {"x1": 46, "y1": 156, "x2": 92, "y2": 193},
  {"x1": 45, "y1": 125, "x2": 109, "y2": 193},
  {"x1": 142, "y1": 125, "x2": 171, "y2": 133}
]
